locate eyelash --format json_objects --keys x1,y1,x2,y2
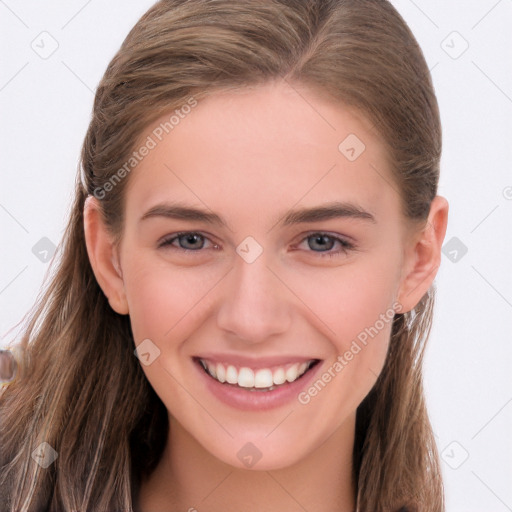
[{"x1": 158, "y1": 231, "x2": 355, "y2": 259}]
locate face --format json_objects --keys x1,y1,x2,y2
[{"x1": 104, "y1": 81, "x2": 415, "y2": 470}]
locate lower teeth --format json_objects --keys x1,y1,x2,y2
[
  {"x1": 248, "y1": 385, "x2": 275, "y2": 392},
  {"x1": 222, "y1": 381, "x2": 278, "y2": 391}
]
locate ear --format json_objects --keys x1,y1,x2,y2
[
  {"x1": 397, "y1": 196, "x2": 449, "y2": 313},
  {"x1": 83, "y1": 196, "x2": 129, "y2": 315}
]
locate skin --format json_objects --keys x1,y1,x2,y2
[{"x1": 84, "y1": 80, "x2": 448, "y2": 511}]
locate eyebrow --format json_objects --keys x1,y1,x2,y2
[{"x1": 139, "y1": 201, "x2": 376, "y2": 227}]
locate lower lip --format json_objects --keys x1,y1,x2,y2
[{"x1": 194, "y1": 359, "x2": 322, "y2": 411}]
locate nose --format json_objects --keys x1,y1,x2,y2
[{"x1": 216, "y1": 252, "x2": 292, "y2": 344}]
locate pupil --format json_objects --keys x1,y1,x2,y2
[
  {"x1": 310, "y1": 235, "x2": 333, "y2": 251},
  {"x1": 182, "y1": 234, "x2": 203, "y2": 249}
]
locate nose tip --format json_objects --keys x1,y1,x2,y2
[{"x1": 216, "y1": 255, "x2": 291, "y2": 344}]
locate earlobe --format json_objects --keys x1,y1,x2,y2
[
  {"x1": 83, "y1": 196, "x2": 129, "y2": 315},
  {"x1": 398, "y1": 196, "x2": 449, "y2": 313}
]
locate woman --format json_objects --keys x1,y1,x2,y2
[{"x1": 0, "y1": 1, "x2": 448, "y2": 510}]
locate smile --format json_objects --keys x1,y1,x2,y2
[{"x1": 197, "y1": 358, "x2": 320, "y2": 391}]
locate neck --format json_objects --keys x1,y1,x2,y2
[{"x1": 138, "y1": 413, "x2": 357, "y2": 512}]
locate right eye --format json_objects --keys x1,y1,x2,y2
[{"x1": 158, "y1": 232, "x2": 220, "y2": 253}]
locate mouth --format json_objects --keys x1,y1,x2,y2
[{"x1": 194, "y1": 357, "x2": 321, "y2": 392}]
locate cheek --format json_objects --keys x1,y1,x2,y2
[
  {"x1": 285, "y1": 255, "x2": 400, "y2": 348},
  {"x1": 286, "y1": 257, "x2": 400, "y2": 407},
  {"x1": 122, "y1": 253, "x2": 219, "y2": 342}
]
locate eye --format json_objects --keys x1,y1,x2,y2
[
  {"x1": 158, "y1": 232, "x2": 218, "y2": 252},
  {"x1": 295, "y1": 232, "x2": 355, "y2": 258},
  {"x1": 157, "y1": 231, "x2": 354, "y2": 258}
]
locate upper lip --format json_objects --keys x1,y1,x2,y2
[{"x1": 193, "y1": 354, "x2": 320, "y2": 369}]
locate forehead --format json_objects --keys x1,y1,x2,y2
[{"x1": 124, "y1": 81, "x2": 400, "y2": 228}]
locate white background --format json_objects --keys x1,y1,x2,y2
[{"x1": 1, "y1": 1, "x2": 511, "y2": 510}]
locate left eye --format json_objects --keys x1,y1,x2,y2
[{"x1": 295, "y1": 233, "x2": 354, "y2": 257}]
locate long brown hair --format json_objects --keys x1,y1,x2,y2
[{"x1": 0, "y1": 1, "x2": 444, "y2": 510}]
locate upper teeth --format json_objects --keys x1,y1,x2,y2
[{"x1": 199, "y1": 359, "x2": 314, "y2": 389}]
